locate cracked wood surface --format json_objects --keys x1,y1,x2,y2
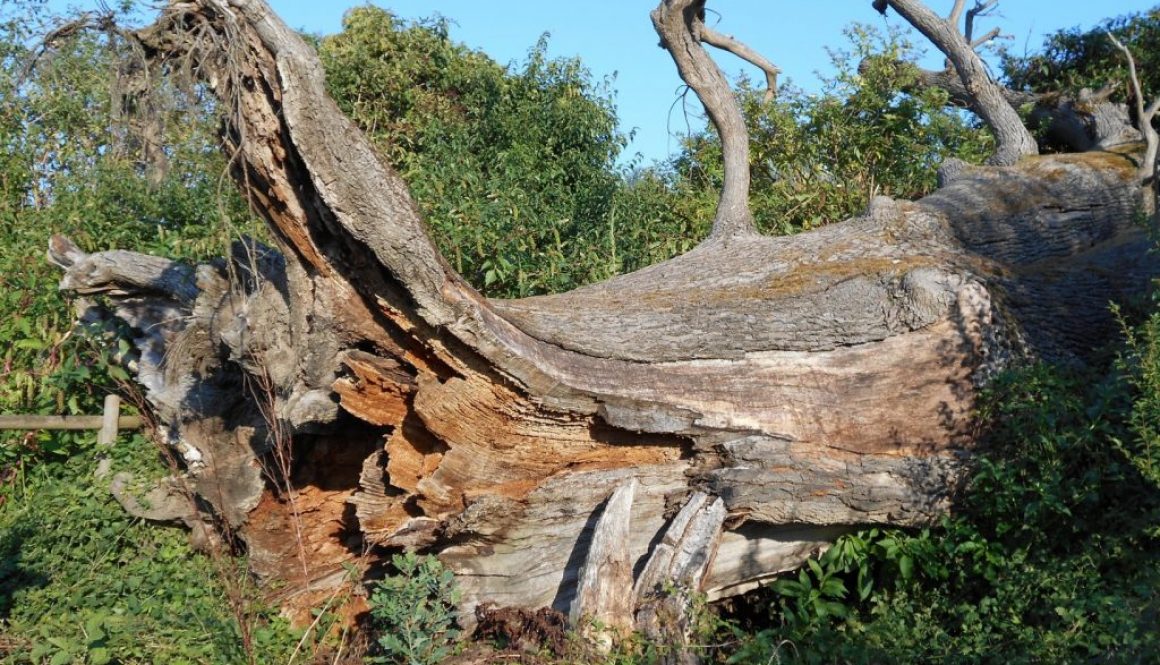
[{"x1": 46, "y1": 0, "x2": 1160, "y2": 624}]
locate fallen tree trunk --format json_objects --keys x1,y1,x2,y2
[{"x1": 46, "y1": 0, "x2": 1159, "y2": 628}]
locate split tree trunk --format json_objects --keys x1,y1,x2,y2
[{"x1": 47, "y1": 0, "x2": 1159, "y2": 628}]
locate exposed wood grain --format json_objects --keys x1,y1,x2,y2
[
  {"x1": 570, "y1": 479, "x2": 638, "y2": 639},
  {"x1": 43, "y1": 0, "x2": 1160, "y2": 629},
  {"x1": 635, "y1": 492, "x2": 727, "y2": 599}
]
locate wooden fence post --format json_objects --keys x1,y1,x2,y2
[{"x1": 98, "y1": 394, "x2": 121, "y2": 446}]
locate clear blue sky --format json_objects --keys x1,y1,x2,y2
[
  {"x1": 49, "y1": 1, "x2": 1158, "y2": 163},
  {"x1": 266, "y1": 1, "x2": 1152, "y2": 164}
]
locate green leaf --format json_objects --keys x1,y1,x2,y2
[
  {"x1": 899, "y1": 554, "x2": 914, "y2": 580},
  {"x1": 807, "y1": 557, "x2": 824, "y2": 578},
  {"x1": 820, "y1": 577, "x2": 848, "y2": 599},
  {"x1": 89, "y1": 647, "x2": 111, "y2": 665}
]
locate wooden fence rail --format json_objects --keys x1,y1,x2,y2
[{"x1": 0, "y1": 395, "x2": 142, "y2": 445}]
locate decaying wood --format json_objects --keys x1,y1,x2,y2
[
  {"x1": 570, "y1": 479, "x2": 638, "y2": 643},
  {"x1": 634, "y1": 492, "x2": 726, "y2": 601},
  {"x1": 632, "y1": 493, "x2": 727, "y2": 663},
  {"x1": 44, "y1": 0, "x2": 1160, "y2": 636}
]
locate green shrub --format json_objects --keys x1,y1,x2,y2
[
  {"x1": 729, "y1": 358, "x2": 1160, "y2": 664},
  {"x1": 367, "y1": 552, "x2": 462, "y2": 665}
]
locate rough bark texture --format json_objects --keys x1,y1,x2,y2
[
  {"x1": 47, "y1": 0, "x2": 1160, "y2": 630},
  {"x1": 652, "y1": 0, "x2": 756, "y2": 237},
  {"x1": 883, "y1": 0, "x2": 1038, "y2": 165}
]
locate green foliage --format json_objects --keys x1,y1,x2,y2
[
  {"x1": 367, "y1": 552, "x2": 462, "y2": 665},
  {"x1": 1002, "y1": 7, "x2": 1160, "y2": 98},
  {"x1": 1117, "y1": 303, "x2": 1160, "y2": 511},
  {"x1": 729, "y1": 358, "x2": 1160, "y2": 664},
  {"x1": 319, "y1": 7, "x2": 626, "y2": 297},
  {"x1": 672, "y1": 24, "x2": 991, "y2": 236}
]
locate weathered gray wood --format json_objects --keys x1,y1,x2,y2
[
  {"x1": 631, "y1": 493, "x2": 726, "y2": 665},
  {"x1": 439, "y1": 465, "x2": 690, "y2": 619},
  {"x1": 1107, "y1": 31, "x2": 1160, "y2": 188},
  {"x1": 634, "y1": 492, "x2": 726, "y2": 599},
  {"x1": 0, "y1": 414, "x2": 142, "y2": 430},
  {"x1": 570, "y1": 479, "x2": 638, "y2": 641},
  {"x1": 892, "y1": 63, "x2": 1138, "y2": 153},
  {"x1": 42, "y1": 0, "x2": 1160, "y2": 628},
  {"x1": 98, "y1": 394, "x2": 120, "y2": 446},
  {"x1": 652, "y1": 0, "x2": 756, "y2": 237}
]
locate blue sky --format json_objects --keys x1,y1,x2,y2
[
  {"x1": 47, "y1": 1, "x2": 1157, "y2": 163},
  {"x1": 266, "y1": 1, "x2": 1151, "y2": 164}
]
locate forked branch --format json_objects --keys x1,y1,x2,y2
[
  {"x1": 1107, "y1": 31, "x2": 1160, "y2": 185},
  {"x1": 652, "y1": 0, "x2": 758, "y2": 238},
  {"x1": 963, "y1": 0, "x2": 998, "y2": 47},
  {"x1": 880, "y1": 0, "x2": 1036, "y2": 165}
]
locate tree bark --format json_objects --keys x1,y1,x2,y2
[
  {"x1": 882, "y1": 0, "x2": 1038, "y2": 165},
  {"x1": 48, "y1": 0, "x2": 1159, "y2": 628}
]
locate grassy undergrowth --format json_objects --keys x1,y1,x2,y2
[{"x1": 0, "y1": 430, "x2": 306, "y2": 664}]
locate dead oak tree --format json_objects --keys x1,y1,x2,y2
[{"x1": 47, "y1": 0, "x2": 1160, "y2": 631}]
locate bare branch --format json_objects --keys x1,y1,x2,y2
[
  {"x1": 970, "y1": 26, "x2": 1003, "y2": 50},
  {"x1": 882, "y1": 0, "x2": 1036, "y2": 165},
  {"x1": 964, "y1": 0, "x2": 998, "y2": 45},
  {"x1": 652, "y1": 0, "x2": 757, "y2": 239},
  {"x1": 699, "y1": 26, "x2": 780, "y2": 103},
  {"x1": 1106, "y1": 31, "x2": 1159, "y2": 183},
  {"x1": 947, "y1": 0, "x2": 967, "y2": 26}
]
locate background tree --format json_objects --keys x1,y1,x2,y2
[{"x1": 3, "y1": 1, "x2": 1160, "y2": 663}]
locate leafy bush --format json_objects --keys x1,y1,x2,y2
[
  {"x1": 0, "y1": 434, "x2": 302, "y2": 664},
  {"x1": 367, "y1": 552, "x2": 462, "y2": 665},
  {"x1": 1117, "y1": 303, "x2": 1160, "y2": 522},
  {"x1": 729, "y1": 356, "x2": 1160, "y2": 664},
  {"x1": 1002, "y1": 7, "x2": 1160, "y2": 98},
  {"x1": 319, "y1": 7, "x2": 626, "y2": 297}
]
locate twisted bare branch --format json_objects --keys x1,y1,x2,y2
[
  {"x1": 1107, "y1": 31, "x2": 1160, "y2": 185},
  {"x1": 652, "y1": 0, "x2": 757, "y2": 239},
  {"x1": 699, "y1": 26, "x2": 780, "y2": 103}
]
